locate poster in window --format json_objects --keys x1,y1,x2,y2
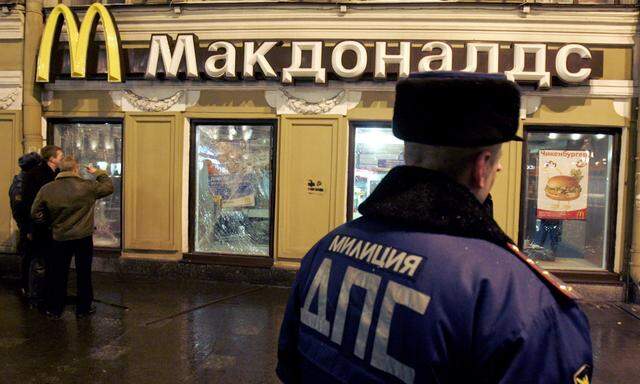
[{"x1": 536, "y1": 150, "x2": 589, "y2": 220}]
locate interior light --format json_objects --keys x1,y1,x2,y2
[
  {"x1": 548, "y1": 133, "x2": 558, "y2": 140},
  {"x1": 595, "y1": 134, "x2": 606, "y2": 140},
  {"x1": 570, "y1": 134, "x2": 582, "y2": 140},
  {"x1": 243, "y1": 128, "x2": 253, "y2": 142}
]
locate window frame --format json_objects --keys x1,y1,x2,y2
[
  {"x1": 187, "y1": 119, "x2": 278, "y2": 267},
  {"x1": 47, "y1": 118, "x2": 125, "y2": 252},
  {"x1": 517, "y1": 125, "x2": 622, "y2": 273},
  {"x1": 347, "y1": 120, "x2": 394, "y2": 221}
]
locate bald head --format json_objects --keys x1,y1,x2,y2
[
  {"x1": 59, "y1": 156, "x2": 79, "y2": 173},
  {"x1": 404, "y1": 142, "x2": 503, "y2": 203}
]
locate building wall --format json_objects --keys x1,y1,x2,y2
[
  {"x1": 20, "y1": 3, "x2": 640, "y2": 276},
  {"x1": 0, "y1": 7, "x2": 24, "y2": 252}
]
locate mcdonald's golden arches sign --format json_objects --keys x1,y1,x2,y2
[{"x1": 36, "y1": 3, "x2": 122, "y2": 83}]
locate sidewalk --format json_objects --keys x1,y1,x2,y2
[{"x1": 0, "y1": 273, "x2": 638, "y2": 383}]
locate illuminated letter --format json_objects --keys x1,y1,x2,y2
[
  {"x1": 145, "y1": 35, "x2": 198, "y2": 79},
  {"x1": 243, "y1": 41, "x2": 278, "y2": 79},
  {"x1": 331, "y1": 41, "x2": 367, "y2": 79},
  {"x1": 505, "y1": 44, "x2": 551, "y2": 89},
  {"x1": 556, "y1": 44, "x2": 592, "y2": 83},
  {"x1": 375, "y1": 42, "x2": 410, "y2": 79},
  {"x1": 462, "y1": 43, "x2": 499, "y2": 73},
  {"x1": 282, "y1": 42, "x2": 326, "y2": 84},
  {"x1": 205, "y1": 41, "x2": 237, "y2": 79},
  {"x1": 418, "y1": 42, "x2": 452, "y2": 72}
]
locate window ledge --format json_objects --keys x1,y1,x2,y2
[
  {"x1": 94, "y1": 248, "x2": 122, "y2": 258},
  {"x1": 550, "y1": 270, "x2": 623, "y2": 285},
  {"x1": 182, "y1": 252, "x2": 274, "y2": 268}
]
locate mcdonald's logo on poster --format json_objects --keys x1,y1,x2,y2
[{"x1": 36, "y1": 3, "x2": 122, "y2": 83}]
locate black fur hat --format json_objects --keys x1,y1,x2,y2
[{"x1": 392, "y1": 72, "x2": 522, "y2": 147}]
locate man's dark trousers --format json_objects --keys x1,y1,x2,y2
[
  {"x1": 22, "y1": 228, "x2": 51, "y2": 302},
  {"x1": 45, "y1": 236, "x2": 94, "y2": 316}
]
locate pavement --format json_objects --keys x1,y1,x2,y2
[{"x1": 0, "y1": 273, "x2": 639, "y2": 384}]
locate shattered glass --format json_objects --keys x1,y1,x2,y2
[
  {"x1": 53, "y1": 123, "x2": 123, "y2": 248},
  {"x1": 194, "y1": 124, "x2": 273, "y2": 256}
]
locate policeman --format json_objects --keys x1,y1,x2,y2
[{"x1": 277, "y1": 72, "x2": 592, "y2": 384}]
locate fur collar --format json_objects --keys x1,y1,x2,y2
[{"x1": 358, "y1": 166, "x2": 514, "y2": 249}]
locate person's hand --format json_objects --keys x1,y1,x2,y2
[{"x1": 86, "y1": 165, "x2": 97, "y2": 174}]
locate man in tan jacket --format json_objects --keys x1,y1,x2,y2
[{"x1": 31, "y1": 156, "x2": 114, "y2": 319}]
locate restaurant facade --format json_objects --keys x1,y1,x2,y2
[{"x1": 0, "y1": 1, "x2": 638, "y2": 298}]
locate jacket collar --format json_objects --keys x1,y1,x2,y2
[
  {"x1": 55, "y1": 171, "x2": 80, "y2": 180},
  {"x1": 358, "y1": 166, "x2": 514, "y2": 249}
]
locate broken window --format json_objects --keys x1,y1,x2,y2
[{"x1": 192, "y1": 123, "x2": 275, "y2": 257}]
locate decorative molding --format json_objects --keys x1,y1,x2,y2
[
  {"x1": 110, "y1": 88, "x2": 200, "y2": 112},
  {"x1": 0, "y1": 12, "x2": 24, "y2": 41},
  {"x1": 265, "y1": 88, "x2": 361, "y2": 115},
  {"x1": 520, "y1": 95, "x2": 542, "y2": 119},
  {"x1": 522, "y1": 80, "x2": 636, "y2": 99},
  {"x1": 46, "y1": 79, "x2": 637, "y2": 98},
  {"x1": 0, "y1": 88, "x2": 21, "y2": 110},
  {"x1": 0, "y1": 71, "x2": 23, "y2": 88},
  {"x1": 613, "y1": 99, "x2": 632, "y2": 119},
  {"x1": 41, "y1": 90, "x2": 53, "y2": 109},
  {"x1": 122, "y1": 89, "x2": 183, "y2": 112},
  {"x1": 282, "y1": 88, "x2": 345, "y2": 115},
  {"x1": 69, "y1": 5, "x2": 638, "y2": 45}
]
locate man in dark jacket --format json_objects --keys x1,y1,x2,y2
[
  {"x1": 277, "y1": 73, "x2": 593, "y2": 384},
  {"x1": 20, "y1": 145, "x2": 63, "y2": 298},
  {"x1": 31, "y1": 156, "x2": 114, "y2": 319},
  {"x1": 9, "y1": 152, "x2": 43, "y2": 294},
  {"x1": 22, "y1": 145, "x2": 63, "y2": 231}
]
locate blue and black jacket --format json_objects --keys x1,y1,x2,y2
[{"x1": 277, "y1": 166, "x2": 592, "y2": 384}]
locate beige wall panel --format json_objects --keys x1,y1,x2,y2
[
  {"x1": 187, "y1": 91, "x2": 273, "y2": 113},
  {"x1": 491, "y1": 137, "x2": 523, "y2": 242},
  {"x1": 602, "y1": 48, "x2": 633, "y2": 81},
  {"x1": 527, "y1": 98, "x2": 626, "y2": 127},
  {"x1": 45, "y1": 91, "x2": 119, "y2": 114},
  {"x1": 124, "y1": 113, "x2": 182, "y2": 251},
  {"x1": 0, "y1": 112, "x2": 21, "y2": 252},
  {"x1": 276, "y1": 116, "x2": 348, "y2": 262},
  {"x1": 0, "y1": 43, "x2": 22, "y2": 71},
  {"x1": 348, "y1": 92, "x2": 394, "y2": 121}
]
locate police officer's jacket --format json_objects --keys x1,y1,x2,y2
[{"x1": 277, "y1": 166, "x2": 592, "y2": 384}]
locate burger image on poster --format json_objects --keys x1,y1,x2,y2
[
  {"x1": 545, "y1": 175, "x2": 582, "y2": 201},
  {"x1": 537, "y1": 150, "x2": 589, "y2": 219}
]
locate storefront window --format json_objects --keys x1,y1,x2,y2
[
  {"x1": 351, "y1": 125, "x2": 404, "y2": 219},
  {"x1": 520, "y1": 129, "x2": 618, "y2": 271},
  {"x1": 51, "y1": 122, "x2": 123, "y2": 248},
  {"x1": 192, "y1": 123, "x2": 274, "y2": 256}
]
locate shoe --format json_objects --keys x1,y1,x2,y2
[
  {"x1": 76, "y1": 305, "x2": 97, "y2": 319},
  {"x1": 45, "y1": 311, "x2": 63, "y2": 321}
]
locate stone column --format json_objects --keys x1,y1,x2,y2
[
  {"x1": 629, "y1": 112, "x2": 640, "y2": 298},
  {"x1": 22, "y1": 0, "x2": 44, "y2": 153}
]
